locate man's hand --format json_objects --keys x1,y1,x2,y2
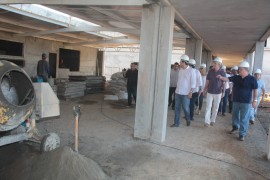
[
  {"x1": 252, "y1": 101, "x2": 257, "y2": 108},
  {"x1": 216, "y1": 75, "x2": 221, "y2": 79},
  {"x1": 222, "y1": 92, "x2": 225, "y2": 98},
  {"x1": 188, "y1": 92, "x2": 193, "y2": 99}
]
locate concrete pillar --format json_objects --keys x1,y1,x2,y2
[
  {"x1": 253, "y1": 41, "x2": 265, "y2": 73},
  {"x1": 185, "y1": 39, "x2": 203, "y2": 68},
  {"x1": 195, "y1": 39, "x2": 203, "y2": 68},
  {"x1": 246, "y1": 52, "x2": 254, "y2": 74},
  {"x1": 206, "y1": 51, "x2": 212, "y2": 71},
  {"x1": 185, "y1": 38, "x2": 203, "y2": 67},
  {"x1": 134, "y1": 4, "x2": 175, "y2": 142},
  {"x1": 267, "y1": 128, "x2": 270, "y2": 161}
]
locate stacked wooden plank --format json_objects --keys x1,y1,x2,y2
[
  {"x1": 56, "y1": 79, "x2": 86, "y2": 99},
  {"x1": 69, "y1": 76, "x2": 105, "y2": 94}
]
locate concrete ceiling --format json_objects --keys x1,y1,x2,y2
[
  {"x1": 0, "y1": 0, "x2": 269, "y2": 66},
  {"x1": 170, "y1": 0, "x2": 270, "y2": 66}
]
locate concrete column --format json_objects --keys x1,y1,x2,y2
[
  {"x1": 195, "y1": 39, "x2": 203, "y2": 68},
  {"x1": 246, "y1": 52, "x2": 254, "y2": 74},
  {"x1": 206, "y1": 51, "x2": 212, "y2": 71},
  {"x1": 253, "y1": 41, "x2": 265, "y2": 72},
  {"x1": 267, "y1": 129, "x2": 270, "y2": 160},
  {"x1": 134, "y1": 4, "x2": 175, "y2": 142},
  {"x1": 185, "y1": 39, "x2": 203, "y2": 68}
]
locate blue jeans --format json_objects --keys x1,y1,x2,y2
[
  {"x1": 174, "y1": 94, "x2": 190, "y2": 126},
  {"x1": 218, "y1": 88, "x2": 229, "y2": 114},
  {"x1": 232, "y1": 102, "x2": 251, "y2": 137}
]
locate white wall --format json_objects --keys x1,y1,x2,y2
[{"x1": 0, "y1": 31, "x2": 98, "y2": 78}]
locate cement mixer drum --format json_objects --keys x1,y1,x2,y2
[{"x1": 0, "y1": 60, "x2": 35, "y2": 131}]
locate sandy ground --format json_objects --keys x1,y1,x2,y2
[{"x1": 1, "y1": 93, "x2": 270, "y2": 180}]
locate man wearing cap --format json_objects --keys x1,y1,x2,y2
[
  {"x1": 229, "y1": 66, "x2": 239, "y2": 113},
  {"x1": 203, "y1": 57, "x2": 226, "y2": 127},
  {"x1": 218, "y1": 65, "x2": 231, "y2": 116},
  {"x1": 196, "y1": 63, "x2": 207, "y2": 115},
  {"x1": 37, "y1": 53, "x2": 50, "y2": 82},
  {"x1": 168, "y1": 62, "x2": 179, "y2": 110},
  {"x1": 217, "y1": 61, "x2": 258, "y2": 141},
  {"x1": 188, "y1": 59, "x2": 202, "y2": 120},
  {"x1": 171, "y1": 54, "x2": 196, "y2": 127},
  {"x1": 250, "y1": 69, "x2": 265, "y2": 124}
]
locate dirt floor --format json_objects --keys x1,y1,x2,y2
[{"x1": 1, "y1": 93, "x2": 270, "y2": 180}]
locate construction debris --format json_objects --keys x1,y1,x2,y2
[
  {"x1": 0, "y1": 146, "x2": 107, "y2": 180},
  {"x1": 108, "y1": 72, "x2": 127, "y2": 95},
  {"x1": 56, "y1": 81, "x2": 86, "y2": 99}
]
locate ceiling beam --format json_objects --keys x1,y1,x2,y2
[
  {"x1": 0, "y1": 0, "x2": 149, "y2": 6},
  {"x1": 18, "y1": 26, "x2": 189, "y2": 39},
  {"x1": 90, "y1": 7, "x2": 140, "y2": 29},
  {"x1": 64, "y1": 38, "x2": 139, "y2": 46},
  {"x1": 260, "y1": 26, "x2": 270, "y2": 41}
]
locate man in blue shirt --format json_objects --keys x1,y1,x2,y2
[
  {"x1": 217, "y1": 61, "x2": 258, "y2": 141},
  {"x1": 250, "y1": 69, "x2": 265, "y2": 124}
]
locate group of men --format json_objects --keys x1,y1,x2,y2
[{"x1": 170, "y1": 54, "x2": 265, "y2": 141}]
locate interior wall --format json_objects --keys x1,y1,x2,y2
[{"x1": 0, "y1": 31, "x2": 98, "y2": 78}]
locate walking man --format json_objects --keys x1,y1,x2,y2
[
  {"x1": 171, "y1": 55, "x2": 196, "y2": 127},
  {"x1": 229, "y1": 66, "x2": 239, "y2": 113},
  {"x1": 168, "y1": 62, "x2": 179, "y2": 110},
  {"x1": 196, "y1": 63, "x2": 207, "y2": 115},
  {"x1": 250, "y1": 69, "x2": 265, "y2": 124},
  {"x1": 125, "y1": 63, "x2": 138, "y2": 107},
  {"x1": 37, "y1": 53, "x2": 50, "y2": 82},
  {"x1": 218, "y1": 65, "x2": 230, "y2": 116},
  {"x1": 188, "y1": 59, "x2": 202, "y2": 120},
  {"x1": 203, "y1": 57, "x2": 226, "y2": 127},
  {"x1": 217, "y1": 61, "x2": 258, "y2": 141}
]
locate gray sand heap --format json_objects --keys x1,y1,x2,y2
[{"x1": 1, "y1": 146, "x2": 107, "y2": 180}]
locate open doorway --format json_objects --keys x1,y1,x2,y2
[{"x1": 49, "y1": 53, "x2": 57, "y2": 78}]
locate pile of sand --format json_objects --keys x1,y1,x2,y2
[{"x1": 0, "y1": 147, "x2": 107, "y2": 180}]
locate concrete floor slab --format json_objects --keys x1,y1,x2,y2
[{"x1": 1, "y1": 93, "x2": 270, "y2": 179}]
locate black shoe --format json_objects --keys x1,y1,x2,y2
[
  {"x1": 190, "y1": 118, "x2": 194, "y2": 121},
  {"x1": 222, "y1": 113, "x2": 226, "y2": 116},
  {"x1": 170, "y1": 124, "x2": 179, "y2": 127},
  {"x1": 168, "y1": 103, "x2": 171, "y2": 107},
  {"x1": 172, "y1": 106, "x2": 175, "y2": 110},
  {"x1": 229, "y1": 128, "x2": 239, "y2": 134},
  {"x1": 186, "y1": 121, "x2": 190, "y2": 127},
  {"x1": 249, "y1": 120, "x2": 254, "y2": 125}
]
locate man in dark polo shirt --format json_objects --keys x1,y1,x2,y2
[
  {"x1": 125, "y1": 63, "x2": 138, "y2": 107},
  {"x1": 203, "y1": 57, "x2": 226, "y2": 127},
  {"x1": 217, "y1": 61, "x2": 258, "y2": 141}
]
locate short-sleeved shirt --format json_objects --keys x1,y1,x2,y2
[
  {"x1": 229, "y1": 75, "x2": 258, "y2": 103},
  {"x1": 257, "y1": 79, "x2": 265, "y2": 97},
  {"x1": 206, "y1": 68, "x2": 226, "y2": 94}
]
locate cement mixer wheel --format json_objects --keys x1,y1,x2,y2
[{"x1": 40, "y1": 133, "x2": 60, "y2": 152}]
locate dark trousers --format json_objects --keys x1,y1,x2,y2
[
  {"x1": 218, "y1": 88, "x2": 229, "y2": 114},
  {"x1": 195, "y1": 93, "x2": 204, "y2": 110},
  {"x1": 229, "y1": 93, "x2": 233, "y2": 113},
  {"x1": 168, "y1": 87, "x2": 176, "y2": 107},
  {"x1": 127, "y1": 86, "x2": 137, "y2": 106},
  {"x1": 190, "y1": 92, "x2": 198, "y2": 119}
]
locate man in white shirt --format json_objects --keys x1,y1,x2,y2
[
  {"x1": 171, "y1": 54, "x2": 196, "y2": 127},
  {"x1": 168, "y1": 62, "x2": 179, "y2": 110},
  {"x1": 188, "y1": 59, "x2": 202, "y2": 120}
]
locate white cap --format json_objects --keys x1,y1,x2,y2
[
  {"x1": 221, "y1": 65, "x2": 226, "y2": 70},
  {"x1": 231, "y1": 66, "x2": 238, "y2": 70},
  {"x1": 254, "y1": 69, "x2": 262, "y2": 74},
  {"x1": 239, "y1": 61, "x2": 249, "y2": 68},
  {"x1": 180, "y1": 54, "x2": 189, "y2": 62},
  {"x1": 213, "y1": 57, "x2": 222, "y2": 64},
  {"x1": 200, "y1": 63, "x2": 206, "y2": 68},
  {"x1": 189, "y1": 59, "x2": 196, "y2": 65}
]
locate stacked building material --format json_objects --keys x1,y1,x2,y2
[
  {"x1": 108, "y1": 72, "x2": 127, "y2": 94},
  {"x1": 69, "y1": 76, "x2": 106, "y2": 94},
  {"x1": 56, "y1": 81, "x2": 86, "y2": 99}
]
